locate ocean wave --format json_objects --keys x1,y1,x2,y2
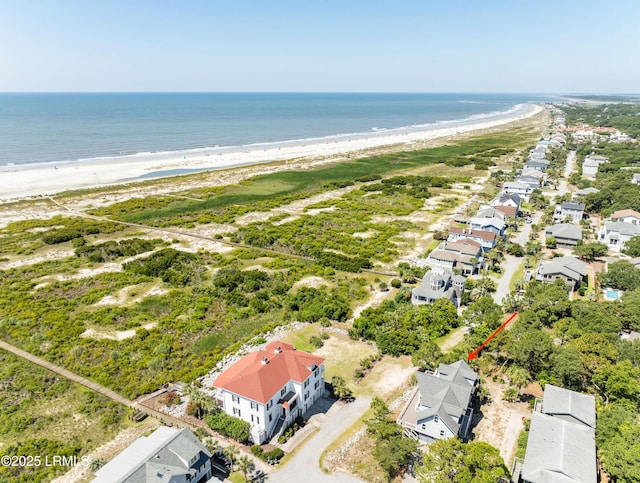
[{"x1": 3, "y1": 100, "x2": 535, "y2": 169}]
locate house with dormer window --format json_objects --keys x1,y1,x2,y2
[
  {"x1": 397, "y1": 360, "x2": 477, "y2": 443},
  {"x1": 93, "y1": 426, "x2": 212, "y2": 483},
  {"x1": 213, "y1": 341, "x2": 325, "y2": 444}
]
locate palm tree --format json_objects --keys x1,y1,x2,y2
[
  {"x1": 508, "y1": 366, "x2": 531, "y2": 399},
  {"x1": 184, "y1": 384, "x2": 212, "y2": 418},
  {"x1": 223, "y1": 445, "x2": 239, "y2": 471},
  {"x1": 205, "y1": 437, "x2": 221, "y2": 456},
  {"x1": 237, "y1": 455, "x2": 255, "y2": 482}
]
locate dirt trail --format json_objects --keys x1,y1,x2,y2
[{"x1": 472, "y1": 377, "x2": 530, "y2": 467}]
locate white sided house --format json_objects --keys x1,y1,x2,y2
[
  {"x1": 213, "y1": 341, "x2": 325, "y2": 444},
  {"x1": 397, "y1": 360, "x2": 477, "y2": 443}
]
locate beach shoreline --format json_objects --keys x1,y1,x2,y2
[{"x1": 0, "y1": 103, "x2": 543, "y2": 202}]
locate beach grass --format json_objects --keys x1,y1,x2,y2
[
  {"x1": 87, "y1": 129, "x2": 536, "y2": 226},
  {"x1": 0, "y1": 113, "x2": 547, "y2": 482}
]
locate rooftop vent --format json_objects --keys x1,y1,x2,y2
[
  {"x1": 261, "y1": 357, "x2": 269, "y2": 365},
  {"x1": 274, "y1": 346, "x2": 282, "y2": 354}
]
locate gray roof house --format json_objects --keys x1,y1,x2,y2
[
  {"x1": 490, "y1": 193, "x2": 521, "y2": 209},
  {"x1": 520, "y1": 169, "x2": 546, "y2": 181},
  {"x1": 476, "y1": 206, "x2": 506, "y2": 220},
  {"x1": 545, "y1": 223, "x2": 583, "y2": 247},
  {"x1": 93, "y1": 426, "x2": 212, "y2": 483},
  {"x1": 518, "y1": 175, "x2": 542, "y2": 188},
  {"x1": 584, "y1": 154, "x2": 609, "y2": 165},
  {"x1": 582, "y1": 158, "x2": 601, "y2": 178},
  {"x1": 411, "y1": 270, "x2": 465, "y2": 307},
  {"x1": 573, "y1": 187, "x2": 600, "y2": 198},
  {"x1": 397, "y1": 361, "x2": 477, "y2": 443},
  {"x1": 554, "y1": 201, "x2": 585, "y2": 223},
  {"x1": 518, "y1": 385, "x2": 596, "y2": 483},
  {"x1": 536, "y1": 256, "x2": 587, "y2": 291},
  {"x1": 599, "y1": 220, "x2": 640, "y2": 252},
  {"x1": 520, "y1": 412, "x2": 596, "y2": 483},
  {"x1": 582, "y1": 154, "x2": 609, "y2": 178},
  {"x1": 541, "y1": 384, "x2": 596, "y2": 428},
  {"x1": 469, "y1": 216, "x2": 505, "y2": 236},
  {"x1": 523, "y1": 159, "x2": 549, "y2": 172}
]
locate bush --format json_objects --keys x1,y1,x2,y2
[
  {"x1": 250, "y1": 444, "x2": 285, "y2": 463},
  {"x1": 502, "y1": 387, "x2": 518, "y2": 402},
  {"x1": 205, "y1": 410, "x2": 251, "y2": 443},
  {"x1": 390, "y1": 278, "x2": 402, "y2": 289},
  {"x1": 75, "y1": 238, "x2": 159, "y2": 262},
  {"x1": 123, "y1": 248, "x2": 202, "y2": 286},
  {"x1": 162, "y1": 391, "x2": 180, "y2": 407},
  {"x1": 309, "y1": 335, "x2": 324, "y2": 348}
]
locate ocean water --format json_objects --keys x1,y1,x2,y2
[{"x1": 0, "y1": 93, "x2": 551, "y2": 167}]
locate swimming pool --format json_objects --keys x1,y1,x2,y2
[{"x1": 604, "y1": 288, "x2": 622, "y2": 300}]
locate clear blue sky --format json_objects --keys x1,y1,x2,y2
[{"x1": 1, "y1": 0, "x2": 638, "y2": 93}]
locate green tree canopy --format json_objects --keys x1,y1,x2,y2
[
  {"x1": 365, "y1": 397, "x2": 417, "y2": 480},
  {"x1": 550, "y1": 346, "x2": 585, "y2": 390},
  {"x1": 593, "y1": 360, "x2": 640, "y2": 403},
  {"x1": 599, "y1": 260, "x2": 640, "y2": 291},
  {"x1": 623, "y1": 235, "x2": 640, "y2": 257},
  {"x1": 509, "y1": 329, "x2": 553, "y2": 376},
  {"x1": 417, "y1": 438, "x2": 509, "y2": 483}
]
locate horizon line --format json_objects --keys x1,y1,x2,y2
[{"x1": 0, "y1": 90, "x2": 638, "y2": 96}]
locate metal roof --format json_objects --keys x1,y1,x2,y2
[
  {"x1": 93, "y1": 427, "x2": 211, "y2": 483},
  {"x1": 521, "y1": 412, "x2": 596, "y2": 483},
  {"x1": 542, "y1": 384, "x2": 596, "y2": 428}
]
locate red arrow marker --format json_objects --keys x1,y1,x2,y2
[{"x1": 468, "y1": 312, "x2": 518, "y2": 361}]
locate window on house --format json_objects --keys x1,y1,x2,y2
[
  {"x1": 304, "y1": 379, "x2": 309, "y2": 388},
  {"x1": 256, "y1": 417, "x2": 260, "y2": 425},
  {"x1": 304, "y1": 392, "x2": 308, "y2": 400},
  {"x1": 314, "y1": 381, "x2": 319, "y2": 389},
  {"x1": 434, "y1": 415, "x2": 439, "y2": 423},
  {"x1": 269, "y1": 414, "x2": 272, "y2": 422},
  {"x1": 251, "y1": 415, "x2": 254, "y2": 422},
  {"x1": 314, "y1": 368, "x2": 319, "y2": 377},
  {"x1": 281, "y1": 387, "x2": 286, "y2": 397},
  {"x1": 233, "y1": 408, "x2": 241, "y2": 417},
  {"x1": 267, "y1": 400, "x2": 272, "y2": 410},
  {"x1": 421, "y1": 424, "x2": 426, "y2": 430},
  {"x1": 232, "y1": 395, "x2": 240, "y2": 404},
  {"x1": 440, "y1": 430, "x2": 445, "y2": 437}
]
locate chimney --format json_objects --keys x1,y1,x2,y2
[{"x1": 261, "y1": 357, "x2": 269, "y2": 365}]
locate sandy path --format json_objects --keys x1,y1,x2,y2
[{"x1": 472, "y1": 377, "x2": 529, "y2": 467}]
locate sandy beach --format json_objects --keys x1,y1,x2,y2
[{"x1": 0, "y1": 104, "x2": 543, "y2": 202}]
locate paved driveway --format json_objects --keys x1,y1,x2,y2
[{"x1": 269, "y1": 396, "x2": 371, "y2": 482}]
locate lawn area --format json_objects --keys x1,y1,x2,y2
[
  {"x1": 283, "y1": 327, "x2": 414, "y2": 398},
  {"x1": 436, "y1": 325, "x2": 469, "y2": 354},
  {"x1": 312, "y1": 333, "x2": 378, "y2": 395},
  {"x1": 509, "y1": 260, "x2": 526, "y2": 291},
  {"x1": 281, "y1": 325, "x2": 325, "y2": 353}
]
